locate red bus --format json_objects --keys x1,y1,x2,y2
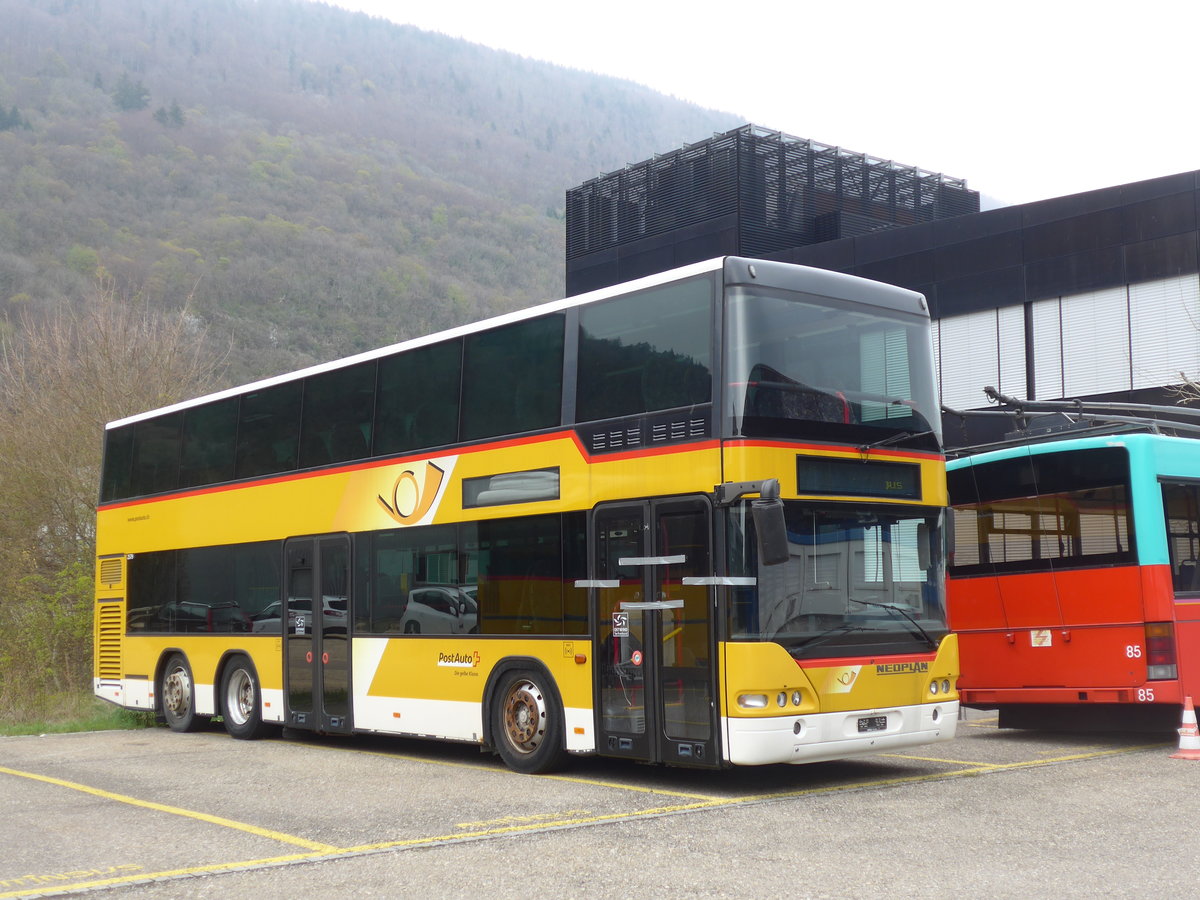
[{"x1": 947, "y1": 429, "x2": 1200, "y2": 731}]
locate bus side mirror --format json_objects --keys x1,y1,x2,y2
[{"x1": 752, "y1": 479, "x2": 790, "y2": 567}]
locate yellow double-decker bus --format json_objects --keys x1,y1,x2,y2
[{"x1": 94, "y1": 257, "x2": 958, "y2": 772}]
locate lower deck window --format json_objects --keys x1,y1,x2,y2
[
  {"x1": 355, "y1": 512, "x2": 588, "y2": 636},
  {"x1": 126, "y1": 541, "x2": 281, "y2": 634}
]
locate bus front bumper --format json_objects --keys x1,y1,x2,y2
[{"x1": 724, "y1": 700, "x2": 958, "y2": 766}]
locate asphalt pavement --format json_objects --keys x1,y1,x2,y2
[{"x1": 1, "y1": 709, "x2": 1195, "y2": 899}]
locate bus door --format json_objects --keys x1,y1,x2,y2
[
  {"x1": 592, "y1": 498, "x2": 718, "y2": 767},
  {"x1": 284, "y1": 535, "x2": 352, "y2": 733}
]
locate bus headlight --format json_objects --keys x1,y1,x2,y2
[
  {"x1": 929, "y1": 681, "x2": 939, "y2": 695},
  {"x1": 738, "y1": 693, "x2": 768, "y2": 709}
]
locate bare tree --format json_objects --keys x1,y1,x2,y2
[
  {"x1": 1172, "y1": 373, "x2": 1200, "y2": 405},
  {"x1": 0, "y1": 280, "x2": 225, "y2": 716}
]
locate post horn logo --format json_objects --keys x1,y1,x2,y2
[{"x1": 377, "y1": 461, "x2": 446, "y2": 525}]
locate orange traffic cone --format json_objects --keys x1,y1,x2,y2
[{"x1": 1171, "y1": 696, "x2": 1200, "y2": 760}]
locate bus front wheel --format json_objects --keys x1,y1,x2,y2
[
  {"x1": 492, "y1": 669, "x2": 566, "y2": 774},
  {"x1": 160, "y1": 653, "x2": 200, "y2": 733},
  {"x1": 221, "y1": 656, "x2": 272, "y2": 740}
]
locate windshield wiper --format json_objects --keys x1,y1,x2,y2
[
  {"x1": 857, "y1": 429, "x2": 938, "y2": 454},
  {"x1": 848, "y1": 598, "x2": 939, "y2": 649}
]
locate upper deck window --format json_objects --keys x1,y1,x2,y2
[
  {"x1": 235, "y1": 381, "x2": 301, "y2": 479},
  {"x1": 180, "y1": 397, "x2": 237, "y2": 488},
  {"x1": 375, "y1": 339, "x2": 462, "y2": 455},
  {"x1": 725, "y1": 287, "x2": 939, "y2": 449},
  {"x1": 130, "y1": 412, "x2": 182, "y2": 496},
  {"x1": 575, "y1": 276, "x2": 712, "y2": 422},
  {"x1": 299, "y1": 360, "x2": 375, "y2": 467},
  {"x1": 460, "y1": 314, "x2": 564, "y2": 442}
]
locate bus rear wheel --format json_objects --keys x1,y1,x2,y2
[
  {"x1": 221, "y1": 657, "x2": 272, "y2": 740},
  {"x1": 492, "y1": 669, "x2": 566, "y2": 774},
  {"x1": 160, "y1": 653, "x2": 200, "y2": 733}
]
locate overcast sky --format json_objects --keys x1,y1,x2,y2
[{"x1": 318, "y1": 0, "x2": 1197, "y2": 208}]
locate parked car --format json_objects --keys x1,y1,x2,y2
[
  {"x1": 401, "y1": 585, "x2": 478, "y2": 635},
  {"x1": 153, "y1": 600, "x2": 251, "y2": 633}
]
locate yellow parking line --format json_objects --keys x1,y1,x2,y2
[
  {"x1": 0, "y1": 741, "x2": 1167, "y2": 898},
  {"x1": 880, "y1": 753, "x2": 996, "y2": 765},
  {"x1": 313, "y1": 741, "x2": 725, "y2": 801},
  {"x1": 981, "y1": 743, "x2": 1168, "y2": 768},
  {"x1": 884, "y1": 742, "x2": 1165, "y2": 770},
  {"x1": 347, "y1": 799, "x2": 734, "y2": 852},
  {"x1": 534, "y1": 771, "x2": 723, "y2": 800},
  {"x1": 351, "y1": 742, "x2": 1166, "y2": 851},
  {"x1": 0, "y1": 766, "x2": 339, "y2": 853},
  {"x1": 0, "y1": 854, "x2": 332, "y2": 898}
]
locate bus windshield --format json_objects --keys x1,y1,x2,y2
[
  {"x1": 725, "y1": 286, "x2": 940, "y2": 450},
  {"x1": 728, "y1": 502, "x2": 948, "y2": 658}
]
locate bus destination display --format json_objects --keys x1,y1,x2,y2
[{"x1": 796, "y1": 456, "x2": 921, "y2": 500}]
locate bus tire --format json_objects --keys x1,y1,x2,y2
[
  {"x1": 220, "y1": 656, "x2": 272, "y2": 740},
  {"x1": 160, "y1": 653, "x2": 201, "y2": 733},
  {"x1": 491, "y1": 668, "x2": 566, "y2": 774}
]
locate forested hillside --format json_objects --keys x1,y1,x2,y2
[
  {"x1": 0, "y1": 0, "x2": 740, "y2": 380},
  {"x1": 0, "y1": 0, "x2": 740, "y2": 719}
]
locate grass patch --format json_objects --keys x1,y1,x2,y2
[{"x1": 0, "y1": 693, "x2": 157, "y2": 736}]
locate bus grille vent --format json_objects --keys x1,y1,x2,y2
[
  {"x1": 652, "y1": 418, "x2": 706, "y2": 443},
  {"x1": 591, "y1": 427, "x2": 642, "y2": 453},
  {"x1": 99, "y1": 558, "x2": 123, "y2": 588},
  {"x1": 578, "y1": 408, "x2": 711, "y2": 455},
  {"x1": 96, "y1": 602, "x2": 123, "y2": 680}
]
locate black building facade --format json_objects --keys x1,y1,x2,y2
[
  {"x1": 774, "y1": 170, "x2": 1199, "y2": 333},
  {"x1": 566, "y1": 125, "x2": 979, "y2": 297}
]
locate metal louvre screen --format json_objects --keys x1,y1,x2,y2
[
  {"x1": 566, "y1": 131, "x2": 741, "y2": 258},
  {"x1": 997, "y1": 305, "x2": 1027, "y2": 402},
  {"x1": 1130, "y1": 274, "x2": 1200, "y2": 389},
  {"x1": 1061, "y1": 286, "x2": 1130, "y2": 397},
  {"x1": 937, "y1": 310, "x2": 1000, "y2": 411},
  {"x1": 1031, "y1": 298, "x2": 1064, "y2": 399},
  {"x1": 566, "y1": 125, "x2": 979, "y2": 261}
]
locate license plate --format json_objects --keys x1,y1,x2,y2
[{"x1": 857, "y1": 715, "x2": 887, "y2": 733}]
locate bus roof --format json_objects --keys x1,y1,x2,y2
[
  {"x1": 947, "y1": 429, "x2": 1200, "y2": 471},
  {"x1": 108, "y1": 256, "x2": 925, "y2": 430}
]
